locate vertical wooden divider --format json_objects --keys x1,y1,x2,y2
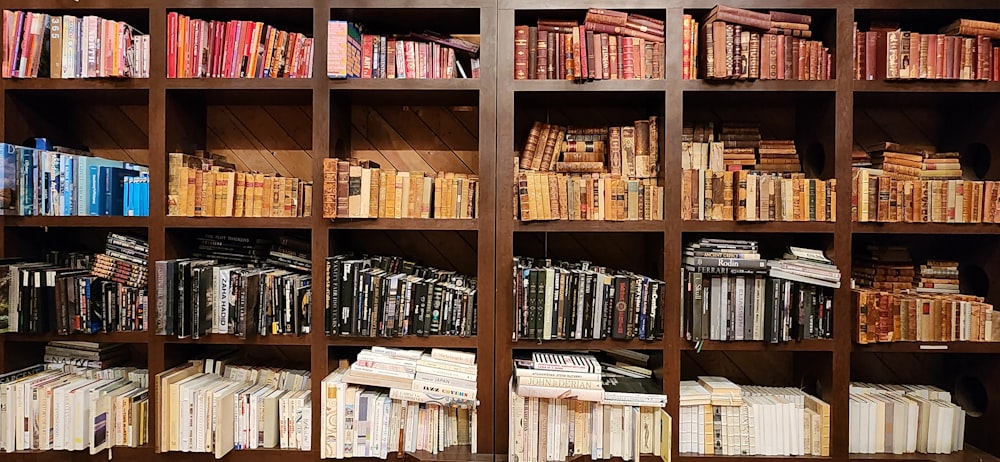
[
  {"x1": 147, "y1": 4, "x2": 168, "y2": 453},
  {"x1": 479, "y1": 0, "x2": 499, "y2": 454},
  {"x1": 311, "y1": 1, "x2": 331, "y2": 457},
  {"x1": 832, "y1": 5, "x2": 856, "y2": 460},
  {"x1": 664, "y1": 8, "x2": 684, "y2": 460},
  {"x1": 494, "y1": 7, "x2": 516, "y2": 454}
]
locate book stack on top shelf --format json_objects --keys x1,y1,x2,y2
[
  {"x1": 2, "y1": 10, "x2": 150, "y2": 79},
  {"x1": 328, "y1": 21, "x2": 481, "y2": 80},
  {"x1": 514, "y1": 8, "x2": 665, "y2": 82},
  {"x1": 166, "y1": 12, "x2": 313, "y2": 79},
  {"x1": 684, "y1": 5, "x2": 832, "y2": 81},
  {"x1": 854, "y1": 18, "x2": 1000, "y2": 81}
]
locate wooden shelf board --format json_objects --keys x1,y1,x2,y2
[
  {"x1": 328, "y1": 218, "x2": 478, "y2": 231},
  {"x1": 849, "y1": 445, "x2": 999, "y2": 462},
  {"x1": 682, "y1": 339, "x2": 835, "y2": 352},
  {"x1": 509, "y1": 338, "x2": 664, "y2": 350},
  {"x1": 403, "y1": 447, "x2": 491, "y2": 462},
  {"x1": 165, "y1": 78, "x2": 313, "y2": 90},
  {"x1": 682, "y1": 79, "x2": 836, "y2": 92},
  {"x1": 853, "y1": 342, "x2": 1000, "y2": 354},
  {"x1": 5, "y1": 216, "x2": 149, "y2": 228},
  {"x1": 515, "y1": 220, "x2": 663, "y2": 232},
  {"x1": 851, "y1": 222, "x2": 1000, "y2": 235},
  {"x1": 853, "y1": 80, "x2": 1000, "y2": 93},
  {"x1": 3, "y1": 78, "x2": 150, "y2": 90},
  {"x1": 677, "y1": 456, "x2": 832, "y2": 462},
  {"x1": 330, "y1": 79, "x2": 481, "y2": 91},
  {"x1": 4, "y1": 332, "x2": 148, "y2": 344},
  {"x1": 327, "y1": 336, "x2": 478, "y2": 348},
  {"x1": 164, "y1": 216, "x2": 312, "y2": 229},
  {"x1": 0, "y1": 446, "x2": 151, "y2": 461},
  {"x1": 682, "y1": 221, "x2": 834, "y2": 234},
  {"x1": 511, "y1": 79, "x2": 665, "y2": 92},
  {"x1": 164, "y1": 335, "x2": 310, "y2": 345}
]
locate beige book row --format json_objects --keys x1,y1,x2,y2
[
  {"x1": 0, "y1": 364, "x2": 148, "y2": 453},
  {"x1": 853, "y1": 169, "x2": 1000, "y2": 223},
  {"x1": 849, "y1": 383, "x2": 966, "y2": 455}
]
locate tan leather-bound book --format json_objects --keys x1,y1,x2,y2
[
  {"x1": 233, "y1": 172, "x2": 246, "y2": 217},
  {"x1": 521, "y1": 122, "x2": 544, "y2": 170},
  {"x1": 336, "y1": 161, "x2": 350, "y2": 218},
  {"x1": 517, "y1": 172, "x2": 531, "y2": 221}
]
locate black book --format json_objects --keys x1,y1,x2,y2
[
  {"x1": 326, "y1": 257, "x2": 343, "y2": 335},
  {"x1": 429, "y1": 284, "x2": 443, "y2": 335},
  {"x1": 339, "y1": 261, "x2": 357, "y2": 336}
]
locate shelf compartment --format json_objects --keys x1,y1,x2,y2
[
  {"x1": 164, "y1": 216, "x2": 312, "y2": 229},
  {"x1": 853, "y1": 342, "x2": 1000, "y2": 354},
  {"x1": 4, "y1": 78, "x2": 151, "y2": 90},
  {"x1": 163, "y1": 335, "x2": 310, "y2": 346},
  {"x1": 510, "y1": 338, "x2": 664, "y2": 350},
  {"x1": 4, "y1": 331, "x2": 148, "y2": 344},
  {"x1": 682, "y1": 221, "x2": 834, "y2": 234},
  {"x1": 331, "y1": 79, "x2": 481, "y2": 91},
  {"x1": 327, "y1": 336, "x2": 478, "y2": 348},
  {"x1": 512, "y1": 80, "x2": 665, "y2": 92},
  {"x1": 682, "y1": 80, "x2": 836, "y2": 92},
  {"x1": 682, "y1": 339, "x2": 835, "y2": 352},
  {"x1": 515, "y1": 220, "x2": 663, "y2": 233},
  {"x1": 328, "y1": 218, "x2": 478, "y2": 231},
  {"x1": 852, "y1": 223, "x2": 1000, "y2": 235},
  {"x1": 5, "y1": 216, "x2": 149, "y2": 228}
]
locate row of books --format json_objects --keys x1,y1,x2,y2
[
  {"x1": 853, "y1": 289, "x2": 997, "y2": 344},
  {"x1": 521, "y1": 119, "x2": 659, "y2": 179},
  {"x1": 679, "y1": 377, "x2": 830, "y2": 456},
  {"x1": 328, "y1": 22, "x2": 481, "y2": 79},
  {"x1": 155, "y1": 358, "x2": 312, "y2": 456},
  {"x1": 2, "y1": 11, "x2": 150, "y2": 79},
  {"x1": 516, "y1": 171, "x2": 663, "y2": 222},
  {"x1": 2, "y1": 141, "x2": 149, "y2": 217},
  {"x1": 513, "y1": 258, "x2": 664, "y2": 341},
  {"x1": 854, "y1": 19, "x2": 1000, "y2": 81},
  {"x1": 89, "y1": 233, "x2": 148, "y2": 288},
  {"x1": 168, "y1": 152, "x2": 312, "y2": 218},
  {"x1": 167, "y1": 12, "x2": 313, "y2": 79},
  {"x1": 514, "y1": 9, "x2": 665, "y2": 82},
  {"x1": 188, "y1": 233, "x2": 311, "y2": 273},
  {"x1": 155, "y1": 258, "x2": 311, "y2": 340},
  {"x1": 688, "y1": 6, "x2": 832, "y2": 81},
  {"x1": 325, "y1": 255, "x2": 477, "y2": 338},
  {"x1": 0, "y1": 363, "x2": 149, "y2": 453},
  {"x1": 320, "y1": 347, "x2": 478, "y2": 458},
  {"x1": 682, "y1": 242, "x2": 839, "y2": 343},
  {"x1": 852, "y1": 172, "x2": 1000, "y2": 223},
  {"x1": 510, "y1": 352, "x2": 669, "y2": 462},
  {"x1": 322, "y1": 160, "x2": 479, "y2": 220},
  {"x1": 4, "y1": 260, "x2": 148, "y2": 335},
  {"x1": 850, "y1": 383, "x2": 966, "y2": 454},
  {"x1": 682, "y1": 171, "x2": 837, "y2": 222}
]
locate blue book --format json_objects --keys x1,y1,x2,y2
[
  {"x1": 86, "y1": 159, "x2": 123, "y2": 216},
  {"x1": 63, "y1": 155, "x2": 75, "y2": 216},
  {"x1": 0, "y1": 143, "x2": 17, "y2": 215},
  {"x1": 101, "y1": 166, "x2": 140, "y2": 216}
]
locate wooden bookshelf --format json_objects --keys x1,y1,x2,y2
[{"x1": 2, "y1": 1, "x2": 1000, "y2": 462}]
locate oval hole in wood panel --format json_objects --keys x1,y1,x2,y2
[
  {"x1": 959, "y1": 263, "x2": 989, "y2": 299},
  {"x1": 954, "y1": 375, "x2": 988, "y2": 417},
  {"x1": 961, "y1": 142, "x2": 991, "y2": 181}
]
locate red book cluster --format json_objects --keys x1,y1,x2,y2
[
  {"x1": 514, "y1": 8, "x2": 665, "y2": 81},
  {"x1": 328, "y1": 22, "x2": 480, "y2": 79},
  {"x1": 167, "y1": 12, "x2": 313, "y2": 79},
  {"x1": 686, "y1": 5, "x2": 832, "y2": 81},
  {"x1": 853, "y1": 19, "x2": 1000, "y2": 81}
]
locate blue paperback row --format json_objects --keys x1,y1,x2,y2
[{"x1": 0, "y1": 140, "x2": 150, "y2": 217}]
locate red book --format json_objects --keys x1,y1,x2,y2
[
  {"x1": 578, "y1": 25, "x2": 588, "y2": 80},
  {"x1": 621, "y1": 36, "x2": 634, "y2": 79},
  {"x1": 514, "y1": 25, "x2": 529, "y2": 79},
  {"x1": 240, "y1": 20, "x2": 254, "y2": 77},
  {"x1": 167, "y1": 12, "x2": 178, "y2": 78},
  {"x1": 361, "y1": 34, "x2": 374, "y2": 78}
]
